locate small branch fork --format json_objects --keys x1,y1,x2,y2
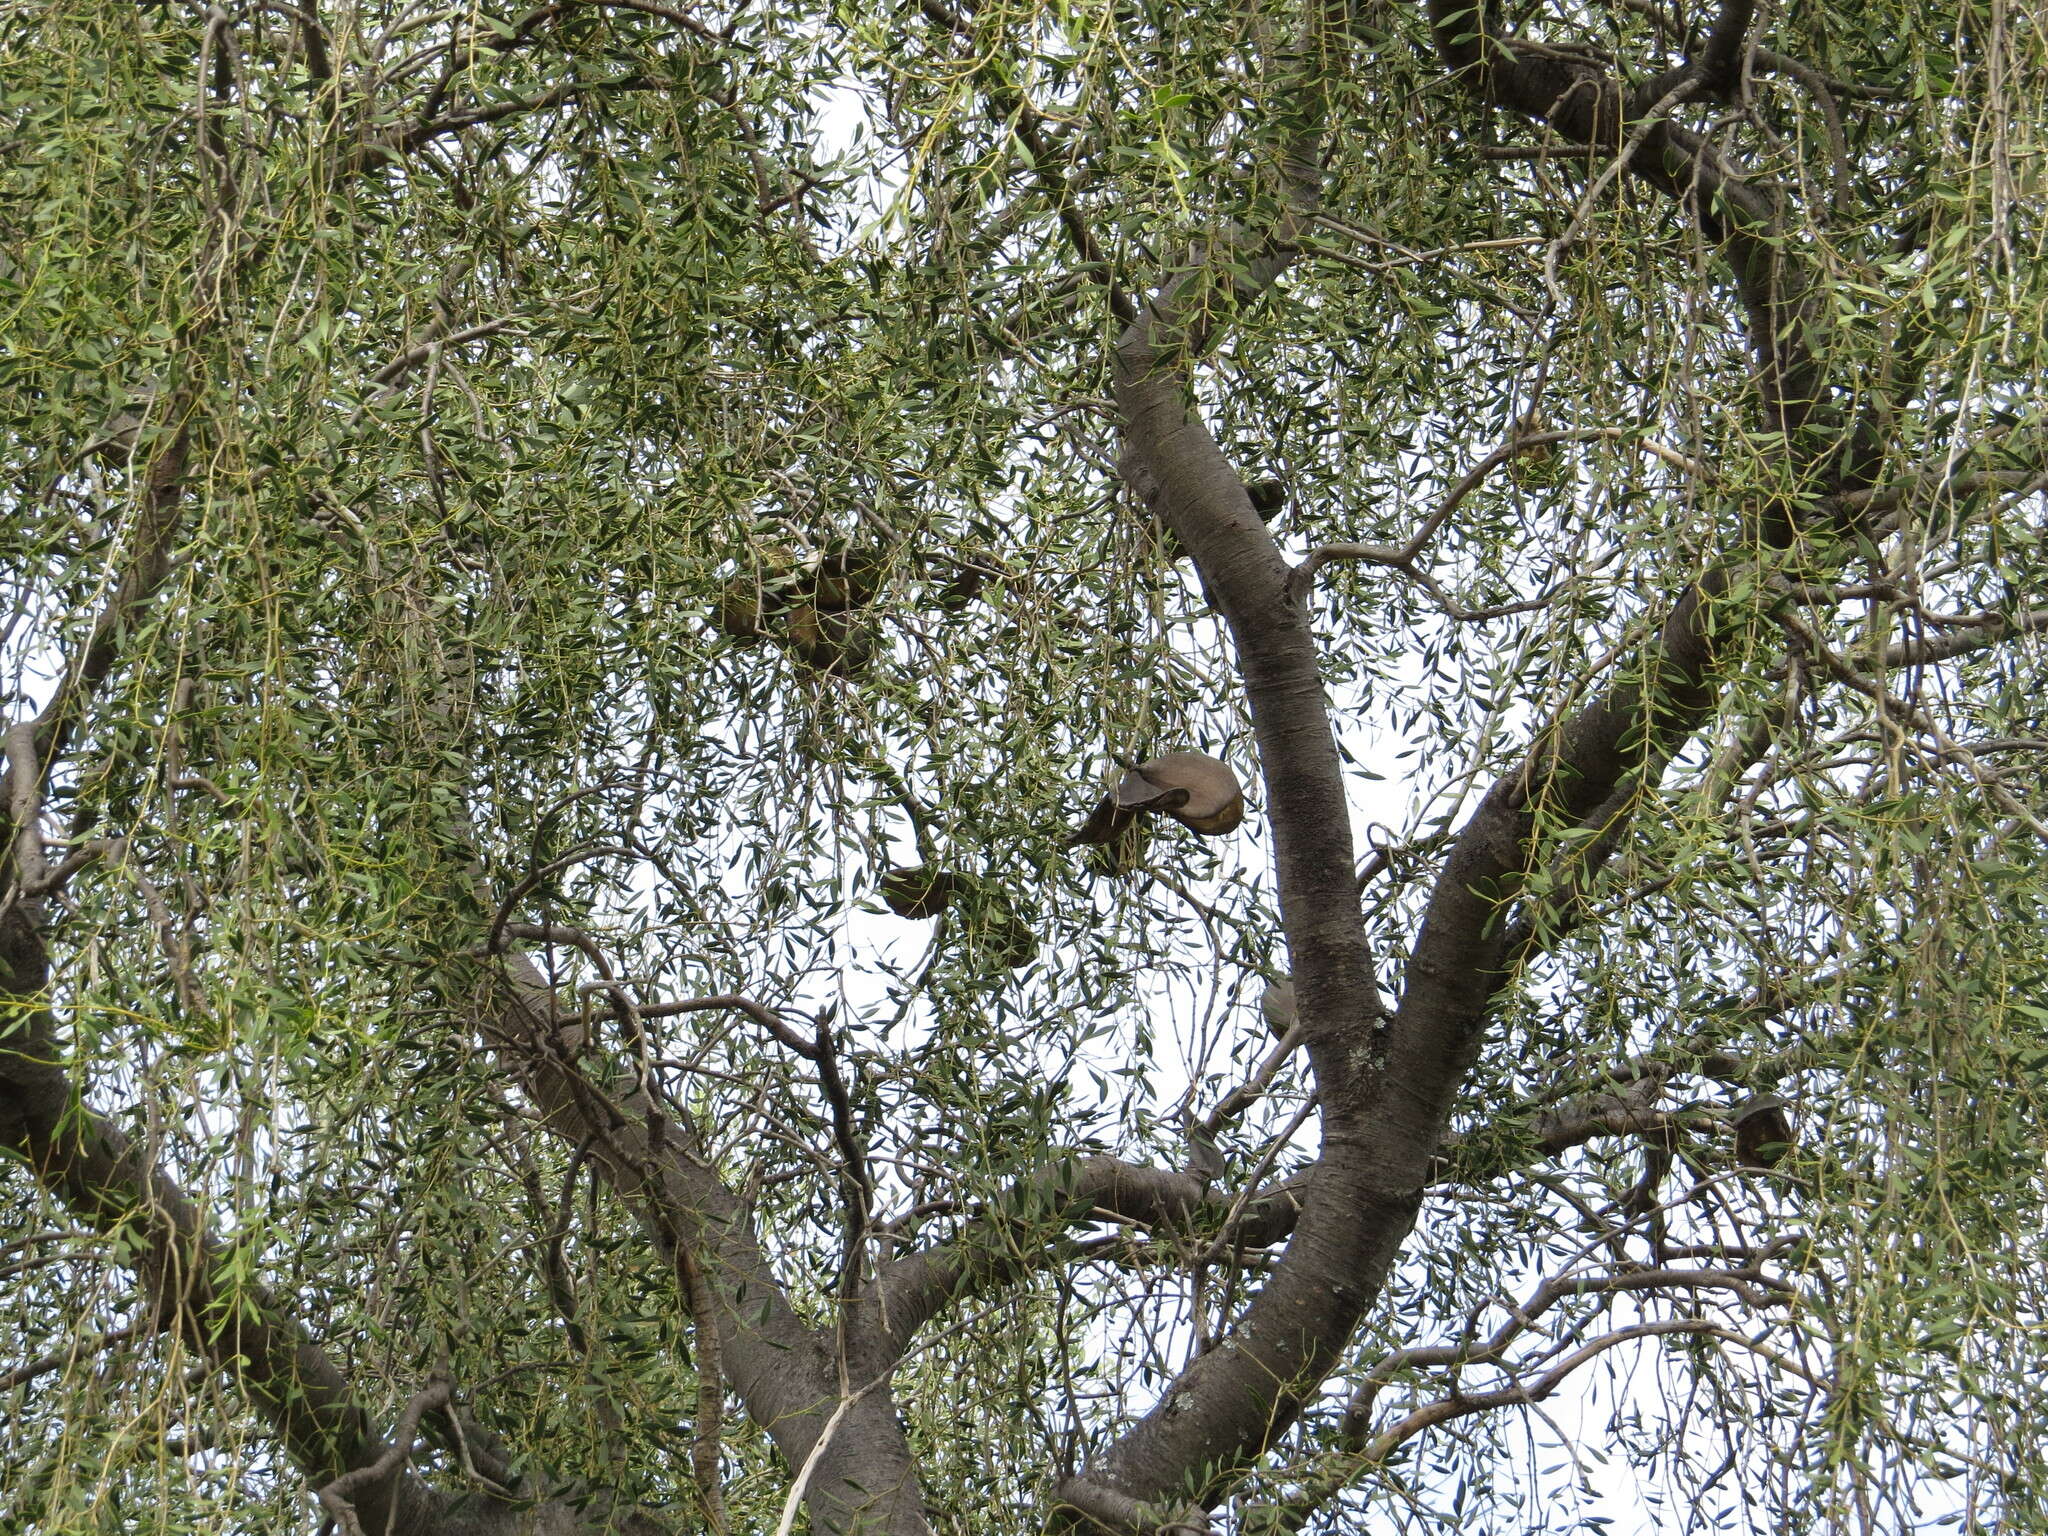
[
  {"x1": 315, "y1": 1380, "x2": 452, "y2": 1536},
  {"x1": 475, "y1": 943, "x2": 929, "y2": 1535},
  {"x1": 916, "y1": 0, "x2": 1139, "y2": 327},
  {"x1": 1254, "y1": 1247, "x2": 1803, "y2": 1531},
  {"x1": 1284, "y1": 426, "x2": 1706, "y2": 607},
  {"x1": 0, "y1": 1321, "x2": 146, "y2": 1394},
  {"x1": 489, "y1": 907, "x2": 876, "y2": 1273}
]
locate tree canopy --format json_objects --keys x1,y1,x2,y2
[{"x1": 2, "y1": 0, "x2": 2046, "y2": 1531}]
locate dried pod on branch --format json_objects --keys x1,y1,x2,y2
[
  {"x1": 1243, "y1": 478, "x2": 1288, "y2": 518},
  {"x1": 1506, "y1": 410, "x2": 1566, "y2": 490},
  {"x1": 982, "y1": 909, "x2": 1037, "y2": 969},
  {"x1": 936, "y1": 556, "x2": 1002, "y2": 611},
  {"x1": 1083, "y1": 818, "x2": 1151, "y2": 878},
  {"x1": 787, "y1": 603, "x2": 876, "y2": 676},
  {"x1": 1072, "y1": 752, "x2": 1245, "y2": 848},
  {"x1": 713, "y1": 551, "x2": 805, "y2": 642},
  {"x1": 952, "y1": 880, "x2": 1035, "y2": 968},
  {"x1": 878, "y1": 866, "x2": 1033, "y2": 967},
  {"x1": 880, "y1": 865, "x2": 957, "y2": 920},
  {"x1": 1732, "y1": 1093, "x2": 1795, "y2": 1168},
  {"x1": 1259, "y1": 976, "x2": 1297, "y2": 1039},
  {"x1": 809, "y1": 542, "x2": 888, "y2": 611}
]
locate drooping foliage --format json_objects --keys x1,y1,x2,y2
[{"x1": 1, "y1": 0, "x2": 2045, "y2": 1532}]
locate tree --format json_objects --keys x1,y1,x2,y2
[{"x1": 2, "y1": 0, "x2": 2045, "y2": 1530}]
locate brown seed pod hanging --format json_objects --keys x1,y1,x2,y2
[
  {"x1": 714, "y1": 557, "x2": 799, "y2": 641},
  {"x1": 1507, "y1": 410, "x2": 1566, "y2": 490},
  {"x1": 809, "y1": 542, "x2": 888, "y2": 611},
  {"x1": 1244, "y1": 478, "x2": 1288, "y2": 518},
  {"x1": 941, "y1": 880, "x2": 1036, "y2": 968},
  {"x1": 1069, "y1": 795, "x2": 1131, "y2": 848},
  {"x1": 716, "y1": 585, "x2": 768, "y2": 640},
  {"x1": 984, "y1": 909, "x2": 1037, "y2": 969},
  {"x1": 787, "y1": 603, "x2": 876, "y2": 676},
  {"x1": 1070, "y1": 751, "x2": 1246, "y2": 847},
  {"x1": 1116, "y1": 752, "x2": 1245, "y2": 835},
  {"x1": 936, "y1": 557, "x2": 1000, "y2": 611},
  {"x1": 1084, "y1": 818, "x2": 1151, "y2": 878},
  {"x1": 1259, "y1": 977, "x2": 1297, "y2": 1039},
  {"x1": 1731, "y1": 1093, "x2": 1794, "y2": 1168},
  {"x1": 880, "y1": 865, "x2": 957, "y2": 920}
]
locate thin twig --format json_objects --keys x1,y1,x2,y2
[
  {"x1": 0, "y1": 1322, "x2": 144, "y2": 1393},
  {"x1": 1288, "y1": 428, "x2": 1705, "y2": 602}
]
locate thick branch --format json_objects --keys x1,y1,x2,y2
[
  {"x1": 871, "y1": 1155, "x2": 1304, "y2": 1357},
  {"x1": 1077, "y1": 0, "x2": 1898, "y2": 1513},
  {"x1": 474, "y1": 946, "x2": 931, "y2": 1536},
  {"x1": 1086, "y1": 0, "x2": 1434, "y2": 1511},
  {"x1": 1428, "y1": 0, "x2": 1831, "y2": 468},
  {"x1": 0, "y1": 1001, "x2": 421, "y2": 1533},
  {"x1": 28, "y1": 399, "x2": 197, "y2": 768}
]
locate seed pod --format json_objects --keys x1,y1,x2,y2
[
  {"x1": 1084, "y1": 818, "x2": 1151, "y2": 878},
  {"x1": 787, "y1": 603, "x2": 876, "y2": 676},
  {"x1": 1244, "y1": 478, "x2": 1288, "y2": 518},
  {"x1": 810, "y1": 542, "x2": 888, "y2": 611},
  {"x1": 716, "y1": 579, "x2": 772, "y2": 640},
  {"x1": 985, "y1": 910, "x2": 1037, "y2": 969},
  {"x1": 947, "y1": 882, "x2": 1036, "y2": 968},
  {"x1": 1259, "y1": 977, "x2": 1297, "y2": 1039},
  {"x1": 881, "y1": 865, "x2": 956, "y2": 920},
  {"x1": 1069, "y1": 795, "x2": 1130, "y2": 848},
  {"x1": 1113, "y1": 752, "x2": 1244, "y2": 836},
  {"x1": 1507, "y1": 410, "x2": 1566, "y2": 490},
  {"x1": 1732, "y1": 1094, "x2": 1794, "y2": 1168},
  {"x1": 714, "y1": 558, "x2": 798, "y2": 641},
  {"x1": 937, "y1": 557, "x2": 998, "y2": 611},
  {"x1": 1071, "y1": 751, "x2": 1246, "y2": 846}
]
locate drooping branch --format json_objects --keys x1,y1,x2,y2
[
  {"x1": 0, "y1": 290, "x2": 451, "y2": 1519},
  {"x1": 494, "y1": 940, "x2": 878, "y2": 1297},
  {"x1": 0, "y1": 28, "x2": 674, "y2": 1530},
  {"x1": 400, "y1": 73, "x2": 663, "y2": 150},
  {"x1": 917, "y1": 0, "x2": 1139, "y2": 327},
  {"x1": 1392, "y1": 0, "x2": 1933, "y2": 1046},
  {"x1": 0, "y1": 941, "x2": 672, "y2": 1535},
  {"x1": 0, "y1": 1320, "x2": 145, "y2": 1394},
  {"x1": 314, "y1": 1380, "x2": 452, "y2": 1536},
  {"x1": 26, "y1": 395, "x2": 197, "y2": 770},
  {"x1": 1286, "y1": 426, "x2": 1706, "y2": 602}
]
